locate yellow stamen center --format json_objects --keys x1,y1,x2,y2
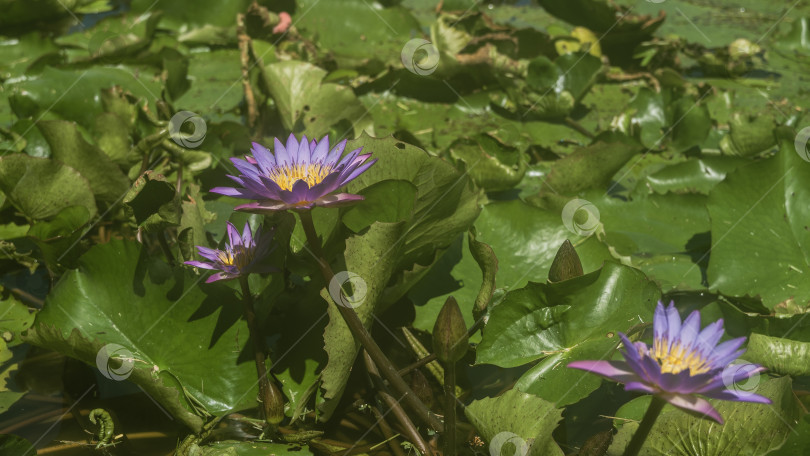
[
  {"x1": 267, "y1": 163, "x2": 332, "y2": 191},
  {"x1": 218, "y1": 246, "x2": 251, "y2": 270},
  {"x1": 652, "y1": 338, "x2": 710, "y2": 375}
]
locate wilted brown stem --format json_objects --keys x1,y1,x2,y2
[{"x1": 237, "y1": 13, "x2": 260, "y2": 135}]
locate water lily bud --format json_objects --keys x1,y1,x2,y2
[
  {"x1": 548, "y1": 239, "x2": 583, "y2": 283},
  {"x1": 432, "y1": 296, "x2": 468, "y2": 364}
]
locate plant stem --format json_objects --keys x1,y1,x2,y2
[
  {"x1": 368, "y1": 404, "x2": 407, "y2": 456},
  {"x1": 297, "y1": 210, "x2": 443, "y2": 432},
  {"x1": 239, "y1": 276, "x2": 285, "y2": 428},
  {"x1": 363, "y1": 350, "x2": 432, "y2": 456},
  {"x1": 623, "y1": 396, "x2": 666, "y2": 456},
  {"x1": 443, "y1": 362, "x2": 457, "y2": 456},
  {"x1": 564, "y1": 116, "x2": 595, "y2": 139},
  {"x1": 398, "y1": 353, "x2": 437, "y2": 376},
  {"x1": 236, "y1": 13, "x2": 260, "y2": 135}
]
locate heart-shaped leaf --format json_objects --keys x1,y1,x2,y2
[
  {"x1": 24, "y1": 240, "x2": 263, "y2": 432},
  {"x1": 707, "y1": 130, "x2": 810, "y2": 309},
  {"x1": 477, "y1": 262, "x2": 660, "y2": 406}
]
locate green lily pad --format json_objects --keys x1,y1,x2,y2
[
  {"x1": 344, "y1": 135, "x2": 481, "y2": 271},
  {"x1": 527, "y1": 135, "x2": 644, "y2": 206},
  {"x1": 0, "y1": 337, "x2": 26, "y2": 415},
  {"x1": 0, "y1": 32, "x2": 58, "y2": 81},
  {"x1": 474, "y1": 200, "x2": 612, "y2": 292},
  {"x1": 519, "y1": 52, "x2": 602, "y2": 119},
  {"x1": 341, "y1": 179, "x2": 417, "y2": 233},
  {"x1": 93, "y1": 112, "x2": 134, "y2": 166},
  {"x1": 404, "y1": 199, "x2": 612, "y2": 334},
  {"x1": 607, "y1": 377, "x2": 799, "y2": 456},
  {"x1": 0, "y1": 294, "x2": 35, "y2": 347},
  {"x1": 175, "y1": 49, "x2": 243, "y2": 116},
  {"x1": 263, "y1": 60, "x2": 372, "y2": 139},
  {"x1": 465, "y1": 389, "x2": 564, "y2": 456},
  {"x1": 37, "y1": 120, "x2": 130, "y2": 203},
  {"x1": 0, "y1": 0, "x2": 110, "y2": 27},
  {"x1": 613, "y1": 395, "x2": 656, "y2": 430},
  {"x1": 27, "y1": 205, "x2": 91, "y2": 270},
  {"x1": 538, "y1": 0, "x2": 662, "y2": 45},
  {"x1": 670, "y1": 97, "x2": 712, "y2": 153},
  {"x1": 130, "y1": 0, "x2": 252, "y2": 27},
  {"x1": 595, "y1": 192, "x2": 711, "y2": 291},
  {"x1": 643, "y1": 156, "x2": 747, "y2": 195},
  {"x1": 295, "y1": 0, "x2": 421, "y2": 68},
  {"x1": 55, "y1": 10, "x2": 160, "y2": 63},
  {"x1": 745, "y1": 333, "x2": 810, "y2": 377},
  {"x1": 0, "y1": 154, "x2": 97, "y2": 220},
  {"x1": 719, "y1": 112, "x2": 778, "y2": 157},
  {"x1": 6, "y1": 66, "x2": 160, "y2": 130},
  {"x1": 707, "y1": 131, "x2": 810, "y2": 309},
  {"x1": 23, "y1": 240, "x2": 264, "y2": 432},
  {"x1": 448, "y1": 133, "x2": 528, "y2": 192},
  {"x1": 408, "y1": 234, "x2": 484, "y2": 334},
  {"x1": 477, "y1": 262, "x2": 660, "y2": 406},
  {"x1": 12, "y1": 119, "x2": 51, "y2": 158},
  {"x1": 614, "y1": 87, "x2": 665, "y2": 149},
  {"x1": 770, "y1": 413, "x2": 810, "y2": 455}
]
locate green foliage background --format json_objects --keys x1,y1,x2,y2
[{"x1": 1, "y1": 0, "x2": 810, "y2": 454}]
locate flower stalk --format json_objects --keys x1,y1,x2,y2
[
  {"x1": 298, "y1": 210, "x2": 443, "y2": 432},
  {"x1": 239, "y1": 276, "x2": 285, "y2": 428},
  {"x1": 623, "y1": 396, "x2": 665, "y2": 456},
  {"x1": 443, "y1": 362, "x2": 457, "y2": 455},
  {"x1": 432, "y1": 296, "x2": 468, "y2": 456},
  {"x1": 184, "y1": 222, "x2": 283, "y2": 427}
]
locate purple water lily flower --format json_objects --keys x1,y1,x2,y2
[
  {"x1": 211, "y1": 134, "x2": 376, "y2": 212},
  {"x1": 184, "y1": 221, "x2": 274, "y2": 283},
  {"x1": 568, "y1": 301, "x2": 770, "y2": 424}
]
